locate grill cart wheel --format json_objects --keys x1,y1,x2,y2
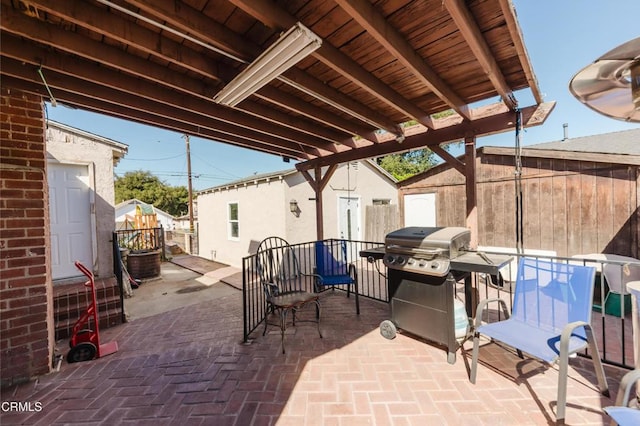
[
  {"x1": 380, "y1": 320, "x2": 397, "y2": 340},
  {"x1": 67, "y1": 342, "x2": 97, "y2": 363}
]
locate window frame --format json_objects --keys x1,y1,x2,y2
[{"x1": 227, "y1": 201, "x2": 239, "y2": 240}]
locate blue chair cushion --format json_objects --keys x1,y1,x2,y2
[
  {"x1": 478, "y1": 319, "x2": 589, "y2": 364},
  {"x1": 316, "y1": 274, "x2": 354, "y2": 286},
  {"x1": 604, "y1": 406, "x2": 640, "y2": 425}
]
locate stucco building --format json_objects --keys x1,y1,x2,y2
[{"x1": 197, "y1": 160, "x2": 397, "y2": 268}]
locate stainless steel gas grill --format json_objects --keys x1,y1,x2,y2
[
  {"x1": 364, "y1": 226, "x2": 511, "y2": 364},
  {"x1": 383, "y1": 227, "x2": 470, "y2": 277}
]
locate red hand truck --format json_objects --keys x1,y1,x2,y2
[{"x1": 67, "y1": 261, "x2": 119, "y2": 363}]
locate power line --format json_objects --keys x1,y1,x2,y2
[{"x1": 120, "y1": 153, "x2": 186, "y2": 161}]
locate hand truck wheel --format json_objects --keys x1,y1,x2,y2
[{"x1": 67, "y1": 342, "x2": 97, "y2": 363}]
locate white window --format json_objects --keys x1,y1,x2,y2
[{"x1": 228, "y1": 202, "x2": 239, "y2": 240}]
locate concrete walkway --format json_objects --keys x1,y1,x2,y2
[{"x1": 0, "y1": 258, "x2": 631, "y2": 425}]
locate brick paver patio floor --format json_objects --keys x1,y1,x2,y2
[{"x1": 1, "y1": 280, "x2": 631, "y2": 425}]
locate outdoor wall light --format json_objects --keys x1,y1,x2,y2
[
  {"x1": 289, "y1": 199, "x2": 298, "y2": 213},
  {"x1": 213, "y1": 22, "x2": 322, "y2": 107}
]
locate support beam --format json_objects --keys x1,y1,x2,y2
[
  {"x1": 297, "y1": 102, "x2": 556, "y2": 171},
  {"x1": 464, "y1": 136, "x2": 478, "y2": 249},
  {"x1": 301, "y1": 164, "x2": 338, "y2": 240},
  {"x1": 430, "y1": 144, "x2": 466, "y2": 175}
]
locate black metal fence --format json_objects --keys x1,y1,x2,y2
[
  {"x1": 242, "y1": 239, "x2": 386, "y2": 343},
  {"x1": 242, "y1": 239, "x2": 638, "y2": 370}
]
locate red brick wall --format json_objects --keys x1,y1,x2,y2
[{"x1": 0, "y1": 87, "x2": 53, "y2": 387}]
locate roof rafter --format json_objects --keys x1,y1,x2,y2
[
  {"x1": 3, "y1": 75, "x2": 310, "y2": 160},
  {"x1": 122, "y1": 0, "x2": 396, "y2": 138},
  {"x1": 444, "y1": 0, "x2": 517, "y2": 110},
  {"x1": 228, "y1": 0, "x2": 434, "y2": 133},
  {"x1": 0, "y1": 49, "x2": 331, "y2": 157}
]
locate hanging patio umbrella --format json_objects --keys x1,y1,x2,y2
[{"x1": 569, "y1": 37, "x2": 640, "y2": 122}]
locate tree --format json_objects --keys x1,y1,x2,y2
[
  {"x1": 378, "y1": 150, "x2": 437, "y2": 181},
  {"x1": 115, "y1": 170, "x2": 189, "y2": 217},
  {"x1": 377, "y1": 111, "x2": 456, "y2": 180}
]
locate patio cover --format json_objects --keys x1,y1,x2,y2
[{"x1": 0, "y1": 0, "x2": 553, "y2": 238}]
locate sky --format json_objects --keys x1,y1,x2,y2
[{"x1": 45, "y1": 0, "x2": 640, "y2": 191}]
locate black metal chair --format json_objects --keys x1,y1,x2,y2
[{"x1": 256, "y1": 237, "x2": 321, "y2": 353}]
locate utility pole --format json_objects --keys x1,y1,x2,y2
[{"x1": 183, "y1": 134, "x2": 195, "y2": 233}]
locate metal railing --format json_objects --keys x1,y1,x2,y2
[
  {"x1": 242, "y1": 239, "x2": 386, "y2": 343},
  {"x1": 114, "y1": 226, "x2": 165, "y2": 256},
  {"x1": 242, "y1": 240, "x2": 638, "y2": 369},
  {"x1": 474, "y1": 250, "x2": 638, "y2": 370}
]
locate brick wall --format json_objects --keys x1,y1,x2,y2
[{"x1": 0, "y1": 87, "x2": 53, "y2": 387}]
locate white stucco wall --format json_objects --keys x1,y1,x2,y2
[
  {"x1": 285, "y1": 162, "x2": 398, "y2": 241},
  {"x1": 46, "y1": 124, "x2": 126, "y2": 278},
  {"x1": 197, "y1": 178, "x2": 287, "y2": 267},
  {"x1": 197, "y1": 161, "x2": 398, "y2": 268}
]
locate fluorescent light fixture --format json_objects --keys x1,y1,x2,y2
[{"x1": 213, "y1": 22, "x2": 322, "y2": 107}]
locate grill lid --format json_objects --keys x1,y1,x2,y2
[
  {"x1": 383, "y1": 227, "x2": 471, "y2": 276},
  {"x1": 385, "y1": 227, "x2": 470, "y2": 255}
]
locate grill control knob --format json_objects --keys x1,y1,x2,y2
[
  {"x1": 407, "y1": 258, "x2": 415, "y2": 265},
  {"x1": 396, "y1": 256, "x2": 405, "y2": 265},
  {"x1": 431, "y1": 261, "x2": 440, "y2": 269},
  {"x1": 386, "y1": 255, "x2": 395, "y2": 264},
  {"x1": 418, "y1": 262, "x2": 426, "y2": 268}
]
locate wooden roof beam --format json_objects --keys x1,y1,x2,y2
[
  {"x1": 1, "y1": 4, "x2": 351, "y2": 147},
  {"x1": 7, "y1": 1, "x2": 348, "y2": 149},
  {"x1": 2, "y1": 75, "x2": 311, "y2": 160},
  {"x1": 0, "y1": 54, "x2": 328, "y2": 158},
  {"x1": 297, "y1": 101, "x2": 556, "y2": 170},
  {"x1": 335, "y1": 0, "x2": 471, "y2": 122},
  {"x1": 444, "y1": 0, "x2": 518, "y2": 110},
  {"x1": 497, "y1": 0, "x2": 543, "y2": 104}
]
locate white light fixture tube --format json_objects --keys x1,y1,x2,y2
[{"x1": 213, "y1": 22, "x2": 322, "y2": 107}]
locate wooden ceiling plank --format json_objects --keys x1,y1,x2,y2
[
  {"x1": 444, "y1": 0, "x2": 517, "y2": 110},
  {"x1": 229, "y1": 0, "x2": 430, "y2": 135},
  {"x1": 335, "y1": 0, "x2": 470, "y2": 122},
  {"x1": 24, "y1": 0, "x2": 223, "y2": 81},
  {"x1": 124, "y1": 0, "x2": 396, "y2": 139}
]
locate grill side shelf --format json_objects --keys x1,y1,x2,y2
[{"x1": 451, "y1": 252, "x2": 512, "y2": 275}]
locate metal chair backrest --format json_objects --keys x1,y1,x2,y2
[
  {"x1": 512, "y1": 258, "x2": 596, "y2": 339},
  {"x1": 315, "y1": 240, "x2": 349, "y2": 277},
  {"x1": 256, "y1": 236, "x2": 302, "y2": 294}
]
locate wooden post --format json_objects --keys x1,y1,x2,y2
[
  {"x1": 301, "y1": 164, "x2": 338, "y2": 241},
  {"x1": 314, "y1": 166, "x2": 324, "y2": 240},
  {"x1": 464, "y1": 135, "x2": 478, "y2": 249}
]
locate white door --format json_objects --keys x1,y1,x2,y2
[
  {"x1": 49, "y1": 163, "x2": 93, "y2": 279},
  {"x1": 404, "y1": 193, "x2": 436, "y2": 227},
  {"x1": 338, "y1": 196, "x2": 360, "y2": 240}
]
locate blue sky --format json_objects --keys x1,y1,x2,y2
[{"x1": 46, "y1": 0, "x2": 640, "y2": 191}]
